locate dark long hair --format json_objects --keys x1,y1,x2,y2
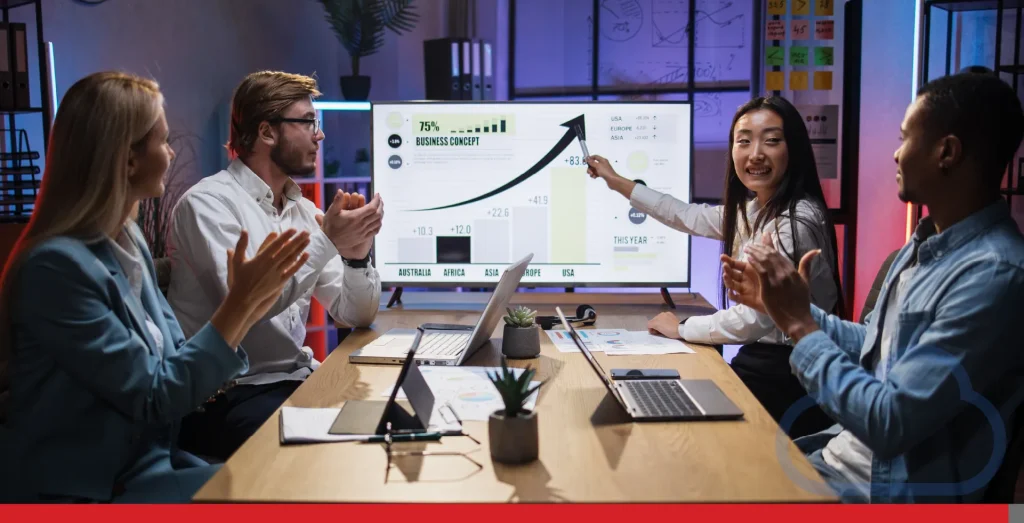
[{"x1": 720, "y1": 96, "x2": 845, "y2": 317}]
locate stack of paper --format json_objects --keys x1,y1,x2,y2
[
  {"x1": 279, "y1": 407, "x2": 369, "y2": 444},
  {"x1": 545, "y1": 329, "x2": 694, "y2": 355}
]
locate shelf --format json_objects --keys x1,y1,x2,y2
[
  {"x1": 997, "y1": 64, "x2": 1024, "y2": 74},
  {"x1": 323, "y1": 177, "x2": 371, "y2": 184},
  {"x1": 295, "y1": 176, "x2": 371, "y2": 185},
  {"x1": 0, "y1": 0, "x2": 38, "y2": 9},
  {"x1": 929, "y1": 0, "x2": 1024, "y2": 12},
  {"x1": 0, "y1": 108, "x2": 43, "y2": 115}
]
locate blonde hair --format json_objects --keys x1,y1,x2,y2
[
  {"x1": 0, "y1": 71, "x2": 164, "y2": 420},
  {"x1": 226, "y1": 71, "x2": 321, "y2": 159}
]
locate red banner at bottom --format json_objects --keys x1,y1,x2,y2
[{"x1": 0, "y1": 503, "x2": 1010, "y2": 523}]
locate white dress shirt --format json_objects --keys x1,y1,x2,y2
[
  {"x1": 108, "y1": 223, "x2": 164, "y2": 357},
  {"x1": 629, "y1": 183, "x2": 839, "y2": 345},
  {"x1": 167, "y1": 159, "x2": 381, "y2": 385}
]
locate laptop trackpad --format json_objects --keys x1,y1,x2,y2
[{"x1": 367, "y1": 329, "x2": 419, "y2": 350}]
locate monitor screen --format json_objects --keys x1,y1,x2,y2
[{"x1": 371, "y1": 101, "x2": 692, "y2": 287}]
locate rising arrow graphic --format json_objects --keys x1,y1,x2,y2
[{"x1": 411, "y1": 115, "x2": 587, "y2": 211}]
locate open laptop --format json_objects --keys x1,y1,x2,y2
[
  {"x1": 350, "y1": 253, "x2": 534, "y2": 366},
  {"x1": 555, "y1": 307, "x2": 743, "y2": 421}
]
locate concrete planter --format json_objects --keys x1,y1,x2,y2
[{"x1": 488, "y1": 409, "x2": 539, "y2": 464}]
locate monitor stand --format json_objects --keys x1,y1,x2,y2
[
  {"x1": 660, "y1": 287, "x2": 676, "y2": 309},
  {"x1": 386, "y1": 287, "x2": 404, "y2": 308}
]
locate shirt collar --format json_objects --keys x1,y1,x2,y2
[
  {"x1": 913, "y1": 200, "x2": 1012, "y2": 263},
  {"x1": 227, "y1": 158, "x2": 303, "y2": 207}
]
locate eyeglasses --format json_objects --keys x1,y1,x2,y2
[
  {"x1": 269, "y1": 117, "x2": 321, "y2": 135},
  {"x1": 379, "y1": 402, "x2": 483, "y2": 483}
]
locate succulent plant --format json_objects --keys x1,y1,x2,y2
[
  {"x1": 503, "y1": 305, "x2": 537, "y2": 328},
  {"x1": 487, "y1": 357, "x2": 542, "y2": 418}
]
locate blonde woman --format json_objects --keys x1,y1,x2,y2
[{"x1": 0, "y1": 71, "x2": 310, "y2": 503}]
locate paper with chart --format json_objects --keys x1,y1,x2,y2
[
  {"x1": 546, "y1": 328, "x2": 694, "y2": 355},
  {"x1": 381, "y1": 366, "x2": 540, "y2": 424}
]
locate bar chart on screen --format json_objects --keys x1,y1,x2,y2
[{"x1": 372, "y1": 102, "x2": 693, "y2": 286}]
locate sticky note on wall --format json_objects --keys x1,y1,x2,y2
[
  {"x1": 768, "y1": 0, "x2": 786, "y2": 15},
  {"x1": 791, "y1": 20, "x2": 810, "y2": 40},
  {"x1": 790, "y1": 71, "x2": 809, "y2": 90},
  {"x1": 816, "y1": 0, "x2": 834, "y2": 16},
  {"x1": 814, "y1": 46, "x2": 834, "y2": 66},
  {"x1": 766, "y1": 46, "x2": 785, "y2": 66},
  {"x1": 816, "y1": 20, "x2": 834, "y2": 40},
  {"x1": 767, "y1": 20, "x2": 786, "y2": 40},
  {"x1": 792, "y1": 0, "x2": 810, "y2": 15},
  {"x1": 766, "y1": 71, "x2": 785, "y2": 91},
  {"x1": 814, "y1": 71, "x2": 833, "y2": 90},
  {"x1": 790, "y1": 46, "x2": 809, "y2": 66}
]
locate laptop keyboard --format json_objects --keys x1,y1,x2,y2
[
  {"x1": 418, "y1": 332, "x2": 470, "y2": 356},
  {"x1": 623, "y1": 380, "x2": 702, "y2": 418}
]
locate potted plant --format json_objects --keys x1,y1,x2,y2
[
  {"x1": 318, "y1": 0, "x2": 419, "y2": 100},
  {"x1": 502, "y1": 305, "x2": 541, "y2": 359},
  {"x1": 487, "y1": 358, "x2": 542, "y2": 464}
]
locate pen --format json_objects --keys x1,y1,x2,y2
[
  {"x1": 362, "y1": 431, "x2": 443, "y2": 443},
  {"x1": 575, "y1": 124, "x2": 590, "y2": 158}
]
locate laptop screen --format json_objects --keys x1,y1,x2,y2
[{"x1": 555, "y1": 307, "x2": 616, "y2": 395}]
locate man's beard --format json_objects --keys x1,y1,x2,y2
[{"x1": 270, "y1": 141, "x2": 315, "y2": 177}]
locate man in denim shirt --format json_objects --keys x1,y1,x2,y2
[{"x1": 723, "y1": 73, "x2": 1024, "y2": 502}]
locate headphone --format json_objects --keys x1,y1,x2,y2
[{"x1": 536, "y1": 304, "x2": 598, "y2": 330}]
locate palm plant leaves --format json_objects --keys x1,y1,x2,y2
[
  {"x1": 369, "y1": 0, "x2": 419, "y2": 34},
  {"x1": 318, "y1": 0, "x2": 419, "y2": 65}
]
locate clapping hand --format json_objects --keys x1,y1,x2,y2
[
  {"x1": 317, "y1": 190, "x2": 383, "y2": 260},
  {"x1": 226, "y1": 229, "x2": 310, "y2": 326},
  {"x1": 722, "y1": 234, "x2": 821, "y2": 342}
]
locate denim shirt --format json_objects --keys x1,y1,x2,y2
[{"x1": 789, "y1": 201, "x2": 1024, "y2": 502}]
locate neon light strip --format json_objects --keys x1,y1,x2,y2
[
  {"x1": 47, "y1": 42, "x2": 57, "y2": 115},
  {"x1": 312, "y1": 101, "x2": 371, "y2": 111},
  {"x1": 907, "y1": 0, "x2": 924, "y2": 241}
]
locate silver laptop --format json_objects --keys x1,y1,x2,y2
[
  {"x1": 555, "y1": 307, "x2": 743, "y2": 421},
  {"x1": 350, "y1": 253, "x2": 534, "y2": 366}
]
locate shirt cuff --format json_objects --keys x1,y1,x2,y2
[
  {"x1": 809, "y1": 305, "x2": 828, "y2": 329},
  {"x1": 308, "y1": 228, "x2": 340, "y2": 272},
  {"x1": 629, "y1": 183, "x2": 662, "y2": 214},
  {"x1": 679, "y1": 314, "x2": 713, "y2": 342},
  {"x1": 194, "y1": 322, "x2": 250, "y2": 377},
  {"x1": 789, "y1": 329, "x2": 831, "y2": 376}
]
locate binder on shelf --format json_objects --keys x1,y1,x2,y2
[
  {"x1": 460, "y1": 39, "x2": 472, "y2": 100},
  {"x1": 481, "y1": 41, "x2": 494, "y2": 100},
  {"x1": 0, "y1": 23, "x2": 13, "y2": 111},
  {"x1": 471, "y1": 40, "x2": 482, "y2": 100},
  {"x1": 423, "y1": 37, "x2": 462, "y2": 100},
  {"x1": 9, "y1": 23, "x2": 28, "y2": 109}
]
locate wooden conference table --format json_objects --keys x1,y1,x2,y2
[{"x1": 194, "y1": 292, "x2": 836, "y2": 503}]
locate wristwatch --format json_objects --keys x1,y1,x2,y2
[{"x1": 341, "y1": 254, "x2": 371, "y2": 268}]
